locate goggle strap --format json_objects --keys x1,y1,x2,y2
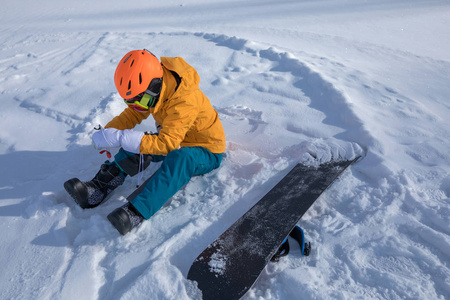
[
  {"x1": 140, "y1": 93, "x2": 152, "y2": 107},
  {"x1": 145, "y1": 88, "x2": 159, "y2": 97}
]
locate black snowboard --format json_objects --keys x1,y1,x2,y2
[{"x1": 187, "y1": 157, "x2": 360, "y2": 300}]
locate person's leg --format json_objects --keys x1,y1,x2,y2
[
  {"x1": 111, "y1": 148, "x2": 154, "y2": 177},
  {"x1": 107, "y1": 147, "x2": 222, "y2": 235},
  {"x1": 130, "y1": 147, "x2": 223, "y2": 219}
]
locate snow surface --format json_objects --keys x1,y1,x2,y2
[{"x1": 1, "y1": 0, "x2": 449, "y2": 299}]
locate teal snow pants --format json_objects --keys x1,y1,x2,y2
[{"x1": 111, "y1": 147, "x2": 223, "y2": 220}]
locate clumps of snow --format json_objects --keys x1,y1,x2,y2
[
  {"x1": 208, "y1": 251, "x2": 228, "y2": 276},
  {"x1": 1, "y1": 2, "x2": 450, "y2": 299},
  {"x1": 297, "y1": 138, "x2": 364, "y2": 167}
]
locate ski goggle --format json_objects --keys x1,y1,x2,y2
[
  {"x1": 123, "y1": 92, "x2": 157, "y2": 112},
  {"x1": 123, "y1": 77, "x2": 163, "y2": 112}
]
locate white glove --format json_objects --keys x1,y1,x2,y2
[
  {"x1": 92, "y1": 128, "x2": 122, "y2": 150},
  {"x1": 120, "y1": 130, "x2": 144, "y2": 154}
]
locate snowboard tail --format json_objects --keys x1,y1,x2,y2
[{"x1": 187, "y1": 157, "x2": 360, "y2": 300}]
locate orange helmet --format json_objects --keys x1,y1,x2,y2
[{"x1": 114, "y1": 49, "x2": 163, "y2": 99}]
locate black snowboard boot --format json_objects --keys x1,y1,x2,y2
[
  {"x1": 64, "y1": 163, "x2": 125, "y2": 209},
  {"x1": 107, "y1": 202, "x2": 144, "y2": 235}
]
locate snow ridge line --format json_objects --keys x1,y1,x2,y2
[
  {"x1": 197, "y1": 32, "x2": 370, "y2": 161},
  {"x1": 199, "y1": 32, "x2": 365, "y2": 130}
]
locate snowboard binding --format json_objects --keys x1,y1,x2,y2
[{"x1": 271, "y1": 225, "x2": 311, "y2": 262}]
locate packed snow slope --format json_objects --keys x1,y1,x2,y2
[{"x1": 1, "y1": 1, "x2": 449, "y2": 299}]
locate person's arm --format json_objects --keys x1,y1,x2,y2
[
  {"x1": 140, "y1": 97, "x2": 199, "y2": 155},
  {"x1": 105, "y1": 107, "x2": 151, "y2": 130}
]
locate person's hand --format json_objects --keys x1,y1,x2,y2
[
  {"x1": 92, "y1": 128, "x2": 122, "y2": 150},
  {"x1": 120, "y1": 130, "x2": 144, "y2": 154}
]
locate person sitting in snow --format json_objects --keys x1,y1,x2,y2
[{"x1": 64, "y1": 49, "x2": 226, "y2": 235}]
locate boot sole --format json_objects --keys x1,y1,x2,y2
[
  {"x1": 64, "y1": 178, "x2": 97, "y2": 209},
  {"x1": 107, "y1": 207, "x2": 132, "y2": 235}
]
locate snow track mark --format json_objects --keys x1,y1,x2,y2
[{"x1": 3, "y1": 30, "x2": 448, "y2": 300}]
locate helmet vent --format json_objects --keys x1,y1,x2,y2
[
  {"x1": 123, "y1": 54, "x2": 132, "y2": 63},
  {"x1": 130, "y1": 60, "x2": 135, "y2": 67},
  {"x1": 128, "y1": 80, "x2": 131, "y2": 90},
  {"x1": 139, "y1": 73, "x2": 142, "y2": 84}
]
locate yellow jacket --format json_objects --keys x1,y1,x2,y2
[{"x1": 105, "y1": 57, "x2": 226, "y2": 155}]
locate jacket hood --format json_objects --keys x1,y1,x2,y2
[
  {"x1": 160, "y1": 56, "x2": 200, "y2": 88},
  {"x1": 150, "y1": 57, "x2": 199, "y2": 113}
]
